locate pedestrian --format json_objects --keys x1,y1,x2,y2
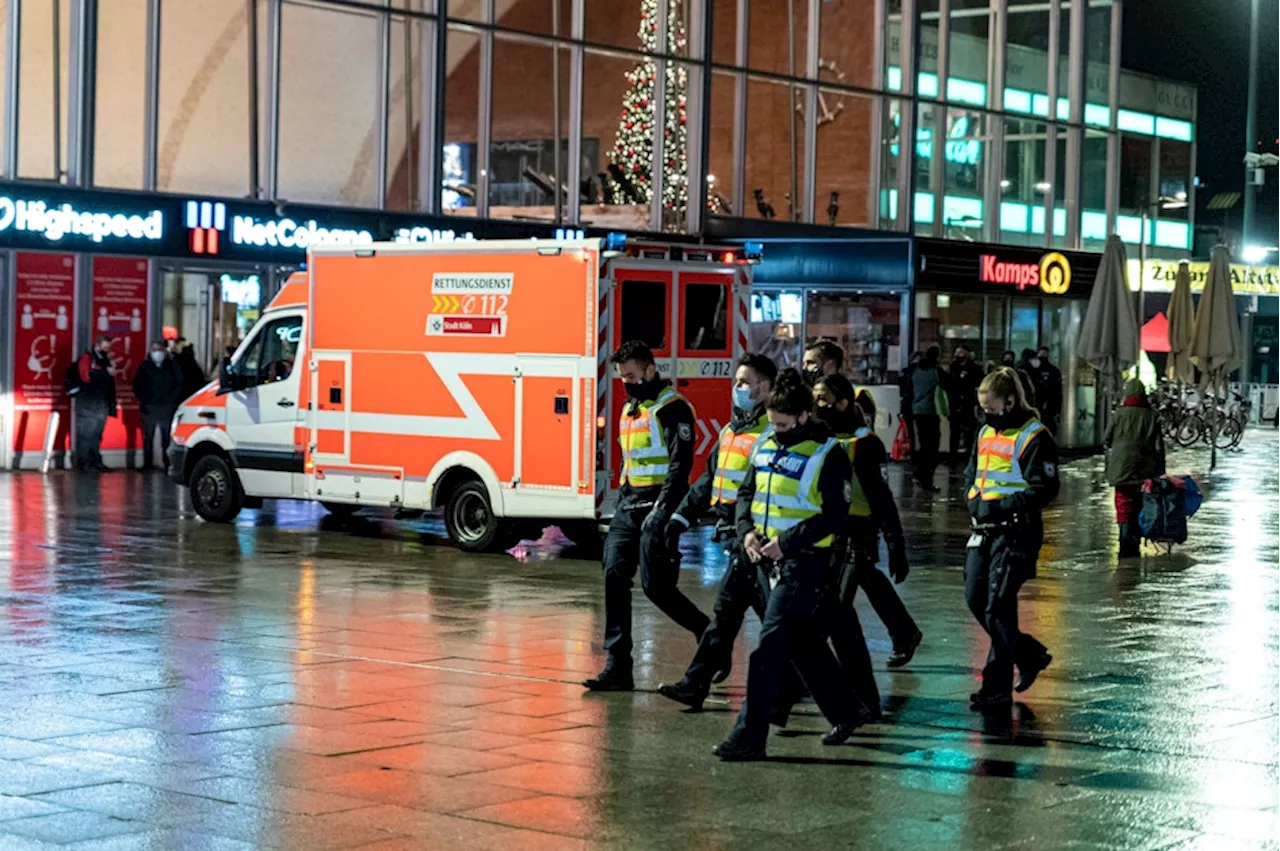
[
  {"x1": 1015, "y1": 348, "x2": 1040, "y2": 411},
  {"x1": 584, "y1": 340, "x2": 708, "y2": 692},
  {"x1": 898, "y1": 350, "x2": 921, "y2": 457},
  {"x1": 72, "y1": 335, "x2": 117, "y2": 472},
  {"x1": 133, "y1": 341, "x2": 185, "y2": 473},
  {"x1": 910, "y1": 345, "x2": 947, "y2": 492},
  {"x1": 853, "y1": 386, "x2": 878, "y2": 433},
  {"x1": 658, "y1": 353, "x2": 777, "y2": 710},
  {"x1": 1030, "y1": 345, "x2": 1064, "y2": 434},
  {"x1": 963, "y1": 367, "x2": 1059, "y2": 713},
  {"x1": 713, "y1": 371, "x2": 863, "y2": 761},
  {"x1": 812, "y1": 374, "x2": 921, "y2": 670},
  {"x1": 801, "y1": 339, "x2": 843, "y2": 386},
  {"x1": 948, "y1": 345, "x2": 983, "y2": 464},
  {"x1": 173, "y1": 338, "x2": 207, "y2": 395},
  {"x1": 1105, "y1": 378, "x2": 1165, "y2": 558}
]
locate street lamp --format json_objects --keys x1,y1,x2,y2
[{"x1": 1137, "y1": 194, "x2": 1189, "y2": 324}]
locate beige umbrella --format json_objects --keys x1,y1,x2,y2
[
  {"x1": 1077, "y1": 236, "x2": 1140, "y2": 433},
  {"x1": 1189, "y1": 244, "x2": 1242, "y2": 468},
  {"x1": 1165, "y1": 260, "x2": 1195, "y2": 384}
]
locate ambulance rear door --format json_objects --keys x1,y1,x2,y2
[{"x1": 674, "y1": 266, "x2": 747, "y2": 467}]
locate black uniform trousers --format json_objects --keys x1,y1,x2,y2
[
  {"x1": 963, "y1": 530, "x2": 1048, "y2": 695},
  {"x1": 74, "y1": 397, "x2": 109, "y2": 469},
  {"x1": 728, "y1": 556, "x2": 858, "y2": 751},
  {"x1": 913, "y1": 414, "x2": 941, "y2": 486},
  {"x1": 949, "y1": 414, "x2": 978, "y2": 463},
  {"x1": 681, "y1": 540, "x2": 762, "y2": 689},
  {"x1": 853, "y1": 550, "x2": 919, "y2": 648},
  {"x1": 602, "y1": 506, "x2": 710, "y2": 666},
  {"x1": 140, "y1": 405, "x2": 176, "y2": 470}
]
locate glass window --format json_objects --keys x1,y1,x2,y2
[
  {"x1": 942, "y1": 107, "x2": 985, "y2": 237},
  {"x1": 442, "y1": 27, "x2": 480, "y2": 216},
  {"x1": 747, "y1": 0, "x2": 809, "y2": 77},
  {"x1": 683, "y1": 283, "x2": 727, "y2": 351},
  {"x1": 948, "y1": 0, "x2": 990, "y2": 98},
  {"x1": 928, "y1": 294, "x2": 984, "y2": 364},
  {"x1": 585, "y1": 48, "x2": 652, "y2": 231},
  {"x1": 983, "y1": 296, "x2": 1007, "y2": 368},
  {"x1": 157, "y1": 0, "x2": 251, "y2": 196},
  {"x1": 1010, "y1": 302, "x2": 1040, "y2": 357},
  {"x1": 711, "y1": 0, "x2": 739, "y2": 67},
  {"x1": 620, "y1": 279, "x2": 668, "y2": 350},
  {"x1": 1158, "y1": 141, "x2": 1192, "y2": 219},
  {"x1": 1119, "y1": 134, "x2": 1153, "y2": 214},
  {"x1": 806, "y1": 293, "x2": 903, "y2": 386},
  {"x1": 1001, "y1": 117, "x2": 1047, "y2": 246},
  {"x1": 387, "y1": 14, "x2": 428, "y2": 211},
  {"x1": 918, "y1": 0, "x2": 940, "y2": 80},
  {"x1": 749, "y1": 291, "x2": 804, "y2": 372},
  {"x1": 706, "y1": 70, "x2": 737, "y2": 217},
  {"x1": 814, "y1": 89, "x2": 876, "y2": 228},
  {"x1": 489, "y1": 36, "x2": 571, "y2": 221},
  {"x1": 817, "y1": 0, "x2": 876, "y2": 90},
  {"x1": 489, "y1": 1, "x2": 571, "y2": 37},
  {"x1": 16, "y1": 0, "x2": 69, "y2": 180},
  {"x1": 94, "y1": 0, "x2": 147, "y2": 189},
  {"x1": 879, "y1": 97, "x2": 906, "y2": 231},
  {"x1": 586, "y1": 0, "x2": 690, "y2": 57},
  {"x1": 745, "y1": 76, "x2": 800, "y2": 225},
  {"x1": 238, "y1": 316, "x2": 302, "y2": 386},
  {"x1": 278, "y1": 2, "x2": 380, "y2": 206}
]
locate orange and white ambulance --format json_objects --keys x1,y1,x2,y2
[{"x1": 169, "y1": 234, "x2": 759, "y2": 550}]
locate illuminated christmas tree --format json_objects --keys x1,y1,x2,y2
[{"x1": 608, "y1": 0, "x2": 688, "y2": 221}]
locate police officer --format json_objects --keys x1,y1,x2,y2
[
  {"x1": 657, "y1": 354, "x2": 777, "y2": 710},
  {"x1": 584, "y1": 340, "x2": 708, "y2": 692},
  {"x1": 713, "y1": 372, "x2": 862, "y2": 761},
  {"x1": 963, "y1": 367, "x2": 1059, "y2": 714},
  {"x1": 1029, "y1": 345, "x2": 1064, "y2": 435},
  {"x1": 801, "y1": 339, "x2": 843, "y2": 386},
  {"x1": 947, "y1": 345, "x2": 983, "y2": 463}
]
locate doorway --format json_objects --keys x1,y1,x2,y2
[{"x1": 158, "y1": 264, "x2": 287, "y2": 378}]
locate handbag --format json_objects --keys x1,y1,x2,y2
[{"x1": 890, "y1": 418, "x2": 911, "y2": 462}]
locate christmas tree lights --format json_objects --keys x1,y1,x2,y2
[{"x1": 608, "y1": 0, "x2": 688, "y2": 220}]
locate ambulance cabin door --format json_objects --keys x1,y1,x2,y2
[
  {"x1": 675, "y1": 270, "x2": 741, "y2": 476},
  {"x1": 609, "y1": 268, "x2": 675, "y2": 491}
]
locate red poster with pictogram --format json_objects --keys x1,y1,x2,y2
[
  {"x1": 12, "y1": 252, "x2": 76, "y2": 458},
  {"x1": 91, "y1": 257, "x2": 150, "y2": 452}
]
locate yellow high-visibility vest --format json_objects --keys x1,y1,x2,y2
[
  {"x1": 710, "y1": 413, "x2": 770, "y2": 505},
  {"x1": 967, "y1": 419, "x2": 1047, "y2": 501},
  {"x1": 749, "y1": 434, "x2": 839, "y2": 548},
  {"x1": 619, "y1": 385, "x2": 693, "y2": 488}
]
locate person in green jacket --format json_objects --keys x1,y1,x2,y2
[{"x1": 1104, "y1": 379, "x2": 1166, "y2": 558}]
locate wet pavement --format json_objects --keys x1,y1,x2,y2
[{"x1": 0, "y1": 435, "x2": 1274, "y2": 850}]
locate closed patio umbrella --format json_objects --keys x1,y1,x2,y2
[
  {"x1": 1166, "y1": 259, "x2": 1195, "y2": 384},
  {"x1": 1189, "y1": 244, "x2": 1242, "y2": 468},
  {"x1": 1077, "y1": 235, "x2": 1140, "y2": 425}
]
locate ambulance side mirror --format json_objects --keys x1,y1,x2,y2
[{"x1": 217, "y1": 357, "x2": 246, "y2": 395}]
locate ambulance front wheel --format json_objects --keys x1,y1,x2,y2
[
  {"x1": 444, "y1": 480, "x2": 499, "y2": 552},
  {"x1": 189, "y1": 454, "x2": 244, "y2": 524}
]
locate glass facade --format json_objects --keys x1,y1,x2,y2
[{"x1": 0, "y1": 0, "x2": 1195, "y2": 255}]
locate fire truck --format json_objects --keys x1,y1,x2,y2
[{"x1": 169, "y1": 234, "x2": 760, "y2": 550}]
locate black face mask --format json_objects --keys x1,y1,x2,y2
[
  {"x1": 773, "y1": 422, "x2": 808, "y2": 447},
  {"x1": 624, "y1": 376, "x2": 660, "y2": 401},
  {"x1": 802, "y1": 368, "x2": 822, "y2": 387},
  {"x1": 984, "y1": 410, "x2": 1018, "y2": 431}
]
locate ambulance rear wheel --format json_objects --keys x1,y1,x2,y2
[
  {"x1": 444, "y1": 480, "x2": 500, "y2": 552},
  {"x1": 190, "y1": 454, "x2": 244, "y2": 524}
]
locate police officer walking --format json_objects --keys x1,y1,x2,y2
[
  {"x1": 584, "y1": 340, "x2": 708, "y2": 692},
  {"x1": 963, "y1": 367, "x2": 1059, "y2": 713},
  {"x1": 656, "y1": 354, "x2": 777, "y2": 709},
  {"x1": 713, "y1": 372, "x2": 862, "y2": 761}
]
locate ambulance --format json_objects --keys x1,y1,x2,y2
[{"x1": 168, "y1": 234, "x2": 760, "y2": 551}]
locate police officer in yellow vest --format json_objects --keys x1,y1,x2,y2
[
  {"x1": 714, "y1": 372, "x2": 863, "y2": 761},
  {"x1": 657, "y1": 354, "x2": 778, "y2": 710},
  {"x1": 963, "y1": 367, "x2": 1060, "y2": 714},
  {"x1": 584, "y1": 340, "x2": 709, "y2": 692}
]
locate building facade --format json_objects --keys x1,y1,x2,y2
[{"x1": 0, "y1": 0, "x2": 1200, "y2": 464}]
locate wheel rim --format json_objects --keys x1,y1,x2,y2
[
  {"x1": 451, "y1": 491, "x2": 490, "y2": 544},
  {"x1": 196, "y1": 467, "x2": 227, "y2": 511}
]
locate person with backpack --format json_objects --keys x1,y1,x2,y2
[
  {"x1": 133, "y1": 341, "x2": 186, "y2": 473},
  {"x1": 1104, "y1": 379, "x2": 1165, "y2": 558},
  {"x1": 70, "y1": 335, "x2": 117, "y2": 472}
]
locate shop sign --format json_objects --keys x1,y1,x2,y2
[
  {"x1": 13, "y1": 252, "x2": 76, "y2": 457},
  {"x1": 979, "y1": 251, "x2": 1072, "y2": 295},
  {"x1": 0, "y1": 195, "x2": 164, "y2": 246},
  {"x1": 1126, "y1": 259, "x2": 1280, "y2": 296},
  {"x1": 91, "y1": 257, "x2": 150, "y2": 453}
]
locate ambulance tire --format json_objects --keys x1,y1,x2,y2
[
  {"x1": 444, "y1": 480, "x2": 501, "y2": 552},
  {"x1": 189, "y1": 454, "x2": 245, "y2": 524}
]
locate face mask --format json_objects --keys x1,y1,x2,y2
[
  {"x1": 624, "y1": 377, "x2": 657, "y2": 401},
  {"x1": 773, "y1": 422, "x2": 807, "y2": 447},
  {"x1": 1030, "y1": 358, "x2": 1042, "y2": 369},
  {"x1": 732, "y1": 385, "x2": 754, "y2": 411},
  {"x1": 802, "y1": 368, "x2": 822, "y2": 387},
  {"x1": 150, "y1": 351, "x2": 166, "y2": 366}
]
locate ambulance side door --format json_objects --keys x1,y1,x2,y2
[
  {"x1": 675, "y1": 270, "x2": 737, "y2": 477},
  {"x1": 609, "y1": 268, "x2": 675, "y2": 489}
]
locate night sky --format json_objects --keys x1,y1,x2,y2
[{"x1": 1121, "y1": 0, "x2": 1279, "y2": 249}]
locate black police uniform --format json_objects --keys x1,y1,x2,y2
[
  {"x1": 948, "y1": 355, "x2": 984, "y2": 460},
  {"x1": 963, "y1": 409, "x2": 1060, "y2": 709},
  {"x1": 586, "y1": 379, "x2": 709, "y2": 689},
  {"x1": 716, "y1": 424, "x2": 861, "y2": 758}
]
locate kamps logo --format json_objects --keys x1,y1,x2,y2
[{"x1": 185, "y1": 200, "x2": 226, "y2": 255}]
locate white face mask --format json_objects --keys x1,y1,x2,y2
[{"x1": 150, "y1": 351, "x2": 166, "y2": 366}]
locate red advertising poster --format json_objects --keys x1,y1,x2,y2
[
  {"x1": 12, "y1": 252, "x2": 76, "y2": 458},
  {"x1": 91, "y1": 257, "x2": 150, "y2": 453}
]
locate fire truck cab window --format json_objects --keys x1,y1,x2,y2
[
  {"x1": 683, "y1": 283, "x2": 728, "y2": 351},
  {"x1": 620, "y1": 279, "x2": 668, "y2": 351}
]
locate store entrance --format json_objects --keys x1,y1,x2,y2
[{"x1": 158, "y1": 263, "x2": 292, "y2": 380}]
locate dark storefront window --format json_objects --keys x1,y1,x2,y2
[{"x1": 806, "y1": 292, "x2": 903, "y2": 386}]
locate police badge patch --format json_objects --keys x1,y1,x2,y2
[{"x1": 678, "y1": 423, "x2": 693, "y2": 441}]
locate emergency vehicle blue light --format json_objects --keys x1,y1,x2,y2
[{"x1": 604, "y1": 233, "x2": 627, "y2": 252}]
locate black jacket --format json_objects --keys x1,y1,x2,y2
[
  {"x1": 964, "y1": 411, "x2": 1060, "y2": 548},
  {"x1": 948, "y1": 358, "x2": 984, "y2": 420},
  {"x1": 674, "y1": 403, "x2": 767, "y2": 530},
  {"x1": 617, "y1": 379, "x2": 695, "y2": 518},
  {"x1": 1029, "y1": 359, "x2": 1063, "y2": 416},
  {"x1": 847, "y1": 431, "x2": 904, "y2": 542},
  {"x1": 176, "y1": 350, "x2": 207, "y2": 396},
  {"x1": 133, "y1": 358, "x2": 185, "y2": 410},
  {"x1": 735, "y1": 421, "x2": 852, "y2": 555},
  {"x1": 77, "y1": 350, "x2": 117, "y2": 412}
]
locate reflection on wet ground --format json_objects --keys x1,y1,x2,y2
[{"x1": 0, "y1": 435, "x2": 1274, "y2": 849}]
